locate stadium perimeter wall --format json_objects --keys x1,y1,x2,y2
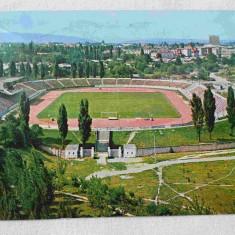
[
  {"x1": 136, "y1": 142, "x2": 235, "y2": 156},
  {"x1": 39, "y1": 142, "x2": 235, "y2": 158}
]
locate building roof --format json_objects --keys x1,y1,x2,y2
[
  {"x1": 123, "y1": 144, "x2": 136, "y2": 150},
  {"x1": 0, "y1": 77, "x2": 23, "y2": 91},
  {"x1": 65, "y1": 145, "x2": 79, "y2": 151}
]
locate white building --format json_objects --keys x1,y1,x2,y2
[
  {"x1": 65, "y1": 145, "x2": 79, "y2": 159},
  {"x1": 123, "y1": 144, "x2": 137, "y2": 158}
]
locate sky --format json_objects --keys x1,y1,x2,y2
[{"x1": 0, "y1": 11, "x2": 234, "y2": 42}]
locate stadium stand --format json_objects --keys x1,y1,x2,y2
[
  {"x1": 144, "y1": 80, "x2": 160, "y2": 86},
  {"x1": 15, "y1": 84, "x2": 36, "y2": 97},
  {"x1": 0, "y1": 96, "x2": 15, "y2": 114},
  {"x1": 73, "y1": 78, "x2": 90, "y2": 87},
  {"x1": 87, "y1": 78, "x2": 102, "y2": 86},
  {"x1": 130, "y1": 79, "x2": 145, "y2": 85},
  {"x1": 59, "y1": 79, "x2": 77, "y2": 88},
  {"x1": 103, "y1": 78, "x2": 117, "y2": 85},
  {"x1": 46, "y1": 80, "x2": 65, "y2": 89},
  {"x1": 117, "y1": 78, "x2": 131, "y2": 85}
]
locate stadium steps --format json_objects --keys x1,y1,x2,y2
[
  {"x1": 57, "y1": 80, "x2": 65, "y2": 88},
  {"x1": 45, "y1": 81, "x2": 54, "y2": 89},
  {"x1": 19, "y1": 82, "x2": 37, "y2": 92},
  {"x1": 71, "y1": 79, "x2": 78, "y2": 87},
  {"x1": 86, "y1": 78, "x2": 91, "y2": 86}
]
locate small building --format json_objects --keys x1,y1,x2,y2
[
  {"x1": 123, "y1": 144, "x2": 137, "y2": 158},
  {"x1": 65, "y1": 144, "x2": 79, "y2": 159}
]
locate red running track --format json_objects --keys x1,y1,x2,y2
[{"x1": 29, "y1": 87, "x2": 192, "y2": 129}]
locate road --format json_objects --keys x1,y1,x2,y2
[{"x1": 86, "y1": 155, "x2": 235, "y2": 180}]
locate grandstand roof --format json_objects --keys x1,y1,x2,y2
[{"x1": 0, "y1": 77, "x2": 23, "y2": 91}]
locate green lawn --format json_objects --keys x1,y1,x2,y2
[
  {"x1": 37, "y1": 92, "x2": 180, "y2": 119},
  {"x1": 41, "y1": 129, "x2": 96, "y2": 148},
  {"x1": 130, "y1": 121, "x2": 235, "y2": 148},
  {"x1": 162, "y1": 160, "x2": 235, "y2": 214}
]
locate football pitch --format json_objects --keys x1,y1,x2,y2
[{"x1": 37, "y1": 92, "x2": 180, "y2": 119}]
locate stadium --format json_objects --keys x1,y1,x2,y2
[{"x1": 0, "y1": 77, "x2": 227, "y2": 131}]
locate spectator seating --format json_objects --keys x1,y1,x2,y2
[
  {"x1": 103, "y1": 78, "x2": 117, "y2": 85},
  {"x1": 73, "y1": 78, "x2": 90, "y2": 87},
  {"x1": 87, "y1": 78, "x2": 102, "y2": 86},
  {"x1": 59, "y1": 79, "x2": 77, "y2": 88},
  {"x1": 117, "y1": 78, "x2": 131, "y2": 85}
]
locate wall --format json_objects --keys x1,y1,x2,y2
[{"x1": 136, "y1": 142, "x2": 235, "y2": 156}]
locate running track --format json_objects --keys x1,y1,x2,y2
[{"x1": 29, "y1": 87, "x2": 192, "y2": 129}]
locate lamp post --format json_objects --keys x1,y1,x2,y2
[{"x1": 154, "y1": 135, "x2": 156, "y2": 163}]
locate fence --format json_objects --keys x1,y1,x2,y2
[{"x1": 136, "y1": 142, "x2": 235, "y2": 156}]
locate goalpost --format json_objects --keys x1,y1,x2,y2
[{"x1": 101, "y1": 112, "x2": 118, "y2": 119}]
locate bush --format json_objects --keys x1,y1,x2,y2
[{"x1": 146, "y1": 203, "x2": 172, "y2": 216}]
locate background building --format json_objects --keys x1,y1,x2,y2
[{"x1": 209, "y1": 35, "x2": 220, "y2": 45}]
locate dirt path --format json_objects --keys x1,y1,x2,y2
[
  {"x1": 126, "y1": 131, "x2": 136, "y2": 144},
  {"x1": 166, "y1": 166, "x2": 235, "y2": 203},
  {"x1": 55, "y1": 190, "x2": 88, "y2": 202},
  {"x1": 71, "y1": 131, "x2": 82, "y2": 144}
]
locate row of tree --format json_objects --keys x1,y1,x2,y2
[
  {"x1": 191, "y1": 86, "x2": 235, "y2": 141},
  {"x1": 57, "y1": 99, "x2": 92, "y2": 148}
]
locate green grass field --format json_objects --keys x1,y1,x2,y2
[
  {"x1": 130, "y1": 121, "x2": 235, "y2": 148},
  {"x1": 162, "y1": 160, "x2": 235, "y2": 214},
  {"x1": 37, "y1": 92, "x2": 180, "y2": 119}
]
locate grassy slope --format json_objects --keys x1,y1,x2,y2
[
  {"x1": 41, "y1": 129, "x2": 96, "y2": 148},
  {"x1": 130, "y1": 121, "x2": 235, "y2": 148},
  {"x1": 37, "y1": 92, "x2": 180, "y2": 119}
]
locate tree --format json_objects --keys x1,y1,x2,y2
[
  {"x1": 99, "y1": 61, "x2": 105, "y2": 78},
  {"x1": 203, "y1": 88, "x2": 216, "y2": 139},
  {"x1": 227, "y1": 86, "x2": 235, "y2": 136},
  {"x1": 92, "y1": 63, "x2": 97, "y2": 78},
  {"x1": 29, "y1": 41, "x2": 33, "y2": 54},
  {"x1": 78, "y1": 99, "x2": 92, "y2": 146},
  {"x1": 85, "y1": 62, "x2": 90, "y2": 78},
  {"x1": 140, "y1": 48, "x2": 144, "y2": 56},
  {"x1": 40, "y1": 63, "x2": 45, "y2": 80},
  {"x1": 190, "y1": 93, "x2": 204, "y2": 141},
  {"x1": 9, "y1": 61, "x2": 16, "y2": 77},
  {"x1": 54, "y1": 62, "x2": 59, "y2": 79},
  {"x1": 175, "y1": 56, "x2": 182, "y2": 66},
  {"x1": 78, "y1": 62, "x2": 83, "y2": 78},
  {"x1": 25, "y1": 62, "x2": 32, "y2": 77},
  {"x1": 0, "y1": 58, "x2": 3, "y2": 77},
  {"x1": 33, "y1": 62, "x2": 38, "y2": 79},
  {"x1": 20, "y1": 63, "x2": 25, "y2": 76},
  {"x1": 71, "y1": 62, "x2": 77, "y2": 78},
  {"x1": 110, "y1": 45, "x2": 113, "y2": 58},
  {"x1": 117, "y1": 47, "x2": 121, "y2": 58},
  {"x1": 57, "y1": 103, "x2": 68, "y2": 149},
  {"x1": 207, "y1": 53, "x2": 217, "y2": 64},
  {"x1": 19, "y1": 91, "x2": 30, "y2": 124}
]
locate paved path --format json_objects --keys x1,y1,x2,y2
[
  {"x1": 86, "y1": 155, "x2": 235, "y2": 180},
  {"x1": 29, "y1": 87, "x2": 192, "y2": 129},
  {"x1": 126, "y1": 131, "x2": 137, "y2": 144}
]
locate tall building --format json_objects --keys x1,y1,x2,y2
[{"x1": 209, "y1": 35, "x2": 220, "y2": 45}]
